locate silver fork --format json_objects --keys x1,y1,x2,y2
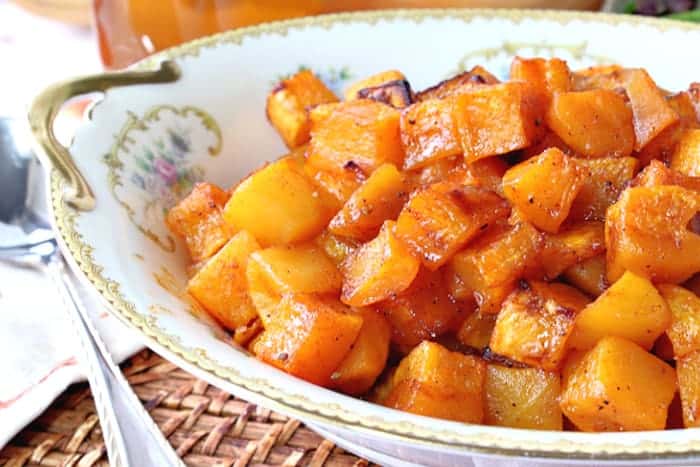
[{"x1": 0, "y1": 117, "x2": 184, "y2": 467}]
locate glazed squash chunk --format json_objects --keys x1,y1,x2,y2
[
  {"x1": 357, "y1": 80, "x2": 413, "y2": 109},
  {"x1": 510, "y1": 56, "x2": 571, "y2": 109},
  {"x1": 539, "y1": 221, "x2": 605, "y2": 280},
  {"x1": 400, "y1": 98, "x2": 461, "y2": 170},
  {"x1": 166, "y1": 182, "x2": 234, "y2": 262},
  {"x1": 446, "y1": 222, "x2": 543, "y2": 314},
  {"x1": 344, "y1": 70, "x2": 406, "y2": 100},
  {"x1": 633, "y1": 159, "x2": 700, "y2": 192},
  {"x1": 303, "y1": 160, "x2": 363, "y2": 211},
  {"x1": 568, "y1": 157, "x2": 639, "y2": 223},
  {"x1": 329, "y1": 163, "x2": 408, "y2": 241},
  {"x1": 341, "y1": 220, "x2": 420, "y2": 307},
  {"x1": 569, "y1": 271, "x2": 671, "y2": 351},
  {"x1": 415, "y1": 65, "x2": 499, "y2": 101},
  {"x1": 331, "y1": 307, "x2": 392, "y2": 395},
  {"x1": 485, "y1": 364, "x2": 563, "y2": 430},
  {"x1": 677, "y1": 350, "x2": 700, "y2": 427},
  {"x1": 562, "y1": 255, "x2": 608, "y2": 298},
  {"x1": 502, "y1": 148, "x2": 585, "y2": 233},
  {"x1": 266, "y1": 70, "x2": 338, "y2": 148},
  {"x1": 395, "y1": 183, "x2": 510, "y2": 270},
  {"x1": 658, "y1": 285, "x2": 700, "y2": 358},
  {"x1": 560, "y1": 336, "x2": 676, "y2": 432},
  {"x1": 379, "y1": 268, "x2": 464, "y2": 352},
  {"x1": 251, "y1": 294, "x2": 363, "y2": 386},
  {"x1": 605, "y1": 185, "x2": 700, "y2": 283},
  {"x1": 308, "y1": 100, "x2": 404, "y2": 176},
  {"x1": 383, "y1": 341, "x2": 487, "y2": 423},
  {"x1": 314, "y1": 230, "x2": 358, "y2": 268},
  {"x1": 489, "y1": 281, "x2": 589, "y2": 370},
  {"x1": 457, "y1": 311, "x2": 497, "y2": 351},
  {"x1": 671, "y1": 129, "x2": 700, "y2": 177},
  {"x1": 187, "y1": 231, "x2": 260, "y2": 331},
  {"x1": 224, "y1": 156, "x2": 332, "y2": 246},
  {"x1": 546, "y1": 89, "x2": 635, "y2": 158},
  {"x1": 453, "y1": 82, "x2": 543, "y2": 163}
]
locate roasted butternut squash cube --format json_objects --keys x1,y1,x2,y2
[
  {"x1": 546, "y1": 89, "x2": 635, "y2": 158},
  {"x1": 331, "y1": 308, "x2": 391, "y2": 395},
  {"x1": 224, "y1": 157, "x2": 331, "y2": 246},
  {"x1": 400, "y1": 98, "x2": 461, "y2": 170},
  {"x1": 357, "y1": 80, "x2": 413, "y2": 109},
  {"x1": 633, "y1": 159, "x2": 700, "y2": 192},
  {"x1": 303, "y1": 161, "x2": 362, "y2": 211},
  {"x1": 561, "y1": 349, "x2": 588, "y2": 389},
  {"x1": 314, "y1": 230, "x2": 358, "y2": 268},
  {"x1": 341, "y1": 221, "x2": 420, "y2": 307},
  {"x1": 521, "y1": 130, "x2": 580, "y2": 160},
  {"x1": 187, "y1": 231, "x2": 260, "y2": 330},
  {"x1": 540, "y1": 222, "x2": 605, "y2": 280},
  {"x1": 251, "y1": 294, "x2": 363, "y2": 386},
  {"x1": 569, "y1": 271, "x2": 671, "y2": 351},
  {"x1": 460, "y1": 158, "x2": 509, "y2": 194},
  {"x1": 383, "y1": 341, "x2": 487, "y2": 423},
  {"x1": 344, "y1": 70, "x2": 406, "y2": 100},
  {"x1": 502, "y1": 148, "x2": 584, "y2": 233},
  {"x1": 266, "y1": 70, "x2": 338, "y2": 148},
  {"x1": 329, "y1": 163, "x2": 408, "y2": 241},
  {"x1": 563, "y1": 255, "x2": 608, "y2": 298},
  {"x1": 671, "y1": 128, "x2": 700, "y2": 177},
  {"x1": 232, "y1": 319, "x2": 263, "y2": 347},
  {"x1": 510, "y1": 56, "x2": 571, "y2": 109},
  {"x1": 166, "y1": 182, "x2": 234, "y2": 262},
  {"x1": 605, "y1": 185, "x2": 700, "y2": 283},
  {"x1": 416, "y1": 65, "x2": 499, "y2": 101},
  {"x1": 571, "y1": 64, "x2": 623, "y2": 90},
  {"x1": 379, "y1": 268, "x2": 464, "y2": 352},
  {"x1": 446, "y1": 222, "x2": 543, "y2": 313},
  {"x1": 490, "y1": 281, "x2": 589, "y2": 370},
  {"x1": 658, "y1": 284, "x2": 700, "y2": 358},
  {"x1": 457, "y1": 311, "x2": 497, "y2": 350},
  {"x1": 560, "y1": 336, "x2": 676, "y2": 432},
  {"x1": 395, "y1": 184, "x2": 510, "y2": 270},
  {"x1": 677, "y1": 350, "x2": 700, "y2": 427},
  {"x1": 485, "y1": 364, "x2": 562, "y2": 430},
  {"x1": 454, "y1": 82, "x2": 543, "y2": 162},
  {"x1": 307, "y1": 100, "x2": 404, "y2": 175},
  {"x1": 568, "y1": 157, "x2": 639, "y2": 223}
]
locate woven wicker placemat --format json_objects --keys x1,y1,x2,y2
[{"x1": 0, "y1": 350, "x2": 370, "y2": 467}]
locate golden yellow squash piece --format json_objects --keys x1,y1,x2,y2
[
  {"x1": 457, "y1": 311, "x2": 497, "y2": 351},
  {"x1": 658, "y1": 284, "x2": 700, "y2": 358},
  {"x1": 677, "y1": 349, "x2": 700, "y2": 427},
  {"x1": 671, "y1": 128, "x2": 700, "y2": 177},
  {"x1": 562, "y1": 255, "x2": 608, "y2": 298}
]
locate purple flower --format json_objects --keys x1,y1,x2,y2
[{"x1": 154, "y1": 158, "x2": 178, "y2": 185}]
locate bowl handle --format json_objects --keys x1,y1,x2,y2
[{"x1": 28, "y1": 61, "x2": 181, "y2": 211}]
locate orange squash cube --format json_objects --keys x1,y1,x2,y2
[
  {"x1": 502, "y1": 148, "x2": 585, "y2": 233},
  {"x1": 405, "y1": 155, "x2": 463, "y2": 189},
  {"x1": 510, "y1": 56, "x2": 571, "y2": 109},
  {"x1": 224, "y1": 156, "x2": 332, "y2": 246},
  {"x1": 562, "y1": 255, "x2": 608, "y2": 298},
  {"x1": 187, "y1": 231, "x2": 260, "y2": 330},
  {"x1": 569, "y1": 271, "x2": 671, "y2": 351},
  {"x1": 341, "y1": 221, "x2": 420, "y2": 307},
  {"x1": 539, "y1": 222, "x2": 605, "y2": 280},
  {"x1": 356, "y1": 80, "x2": 413, "y2": 109},
  {"x1": 383, "y1": 341, "x2": 487, "y2": 423},
  {"x1": 166, "y1": 182, "x2": 234, "y2": 262},
  {"x1": 415, "y1": 65, "x2": 499, "y2": 101},
  {"x1": 633, "y1": 159, "x2": 700, "y2": 192},
  {"x1": 307, "y1": 100, "x2": 404, "y2": 175},
  {"x1": 251, "y1": 294, "x2": 363, "y2": 386},
  {"x1": 400, "y1": 98, "x2": 461, "y2": 170},
  {"x1": 568, "y1": 157, "x2": 639, "y2": 223},
  {"x1": 379, "y1": 268, "x2": 464, "y2": 352},
  {"x1": 344, "y1": 70, "x2": 406, "y2": 100},
  {"x1": 658, "y1": 284, "x2": 700, "y2": 358},
  {"x1": 671, "y1": 128, "x2": 700, "y2": 177},
  {"x1": 395, "y1": 184, "x2": 510, "y2": 270},
  {"x1": 560, "y1": 336, "x2": 677, "y2": 432},
  {"x1": 457, "y1": 311, "x2": 497, "y2": 350},
  {"x1": 266, "y1": 70, "x2": 338, "y2": 148},
  {"x1": 453, "y1": 82, "x2": 543, "y2": 163},
  {"x1": 605, "y1": 186, "x2": 700, "y2": 283},
  {"x1": 677, "y1": 350, "x2": 700, "y2": 427},
  {"x1": 314, "y1": 230, "x2": 358, "y2": 268},
  {"x1": 521, "y1": 130, "x2": 580, "y2": 160},
  {"x1": 303, "y1": 161, "x2": 362, "y2": 211},
  {"x1": 490, "y1": 281, "x2": 589, "y2": 370},
  {"x1": 329, "y1": 163, "x2": 408, "y2": 241},
  {"x1": 546, "y1": 89, "x2": 635, "y2": 158},
  {"x1": 571, "y1": 64, "x2": 623, "y2": 89},
  {"x1": 485, "y1": 364, "x2": 563, "y2": 430},
  {"x1": 331, "y1": 308, "x2": 392, "y2": 395}
]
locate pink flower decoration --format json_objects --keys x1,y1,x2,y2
[{"x1": 154, "y1": 158, "x2": 178, "y2": 185}]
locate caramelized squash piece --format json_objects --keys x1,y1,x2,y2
[
  {"x1": 329, "y1": 163, "x2": 408, "y2": 241},
  {"x1": 400, "y1": 98, "x2": 461, "y2": 170},
  {"x1": 251, "y1": 294, "x2": 363, "y2": 386},
  {"x1": 658, "y1": 284, "x2": 700, "y2": 358},
  {"x1": 416, "y1": 65, "x2": 499, "y2": 101},
  {"x1": 224, "y1": 156, "x2": 331, "y2": 246},
  {"x1": 539, "y1": 222, "x2": 605, "y2": 280},
  {"x1": 383, "y1": 341, "x2": 486, "y2": 423},
  {"x1": 308, "y1": 100, "x2": 404, "y2": 175},
  {"x1": 166, "y1": 182, "x2": 234, "y2": 262},
  {"x1": 560, "y1": 336, "x2": 676, "y2": 432},
  {"x1": 344, "y1": 70, "x2": 406, "y2": 100},
  {"x1": 485, "y1": 364, "x2": 563, "y2": 430},
  {"x1": 304, "y1": 161, "x2": 362, "y2": 211},
  {"x1": 671, "y1": 128, "x2": 700, "y2": 177},
  {"x1": 562, "y1": 255, "x2": 608, "y2": 298},
  {"x1": 569, "y1": 271, "x2": 670, "y2": 351},
  {"x1": 605, "y1": 185, "x2": 700, "y2": 283},
  {"x1": 677, "y1": 350, "x2": 700, "y2": 427},
  {"x1": 546, "y1": 89, "x2": 635, "y2": 158},
  {"x1": 510, "y1": 56, "x2": 571, "y2": 110},
  {"x1": 502, "y1": 148, "x2": 585, "y2": 233},
  {"x1": 266, "y1": 70, "x2": 338, "y2": 148},
  {"x1": 331, "y1": 308, "x2": 391, "y2": 395},
  {"x1": 633, "y1": 159, "x2": 700, "y2": 192},
  {"x1": 314, "y1": 230, "x2": 358, "y2": 268},
  {"x1": 341, "y1": 221, "x2": 420, "y2": 307},
  {"x1": 187, "y1": 231, "x2": 260, "y2": 330},
  {"x1": 490, "y1": 281, "x2": 589, "y2": 370},
  {"x1": 358, "y1": 80, "x2": 413, "y2": 109},
  {"x1": 457, "y1": 311, "x2": 497, "y2": 351},
  {"x1": 454, "y1": 82, "x2": 543, "y2": 163}
]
